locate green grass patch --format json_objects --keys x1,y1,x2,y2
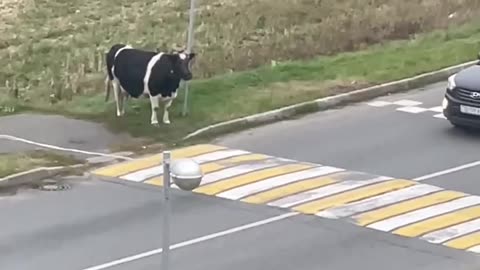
[
  {"x1": 0, "y1": 150, "x2": 82, "y2": 178},
  {"x1": 2, "y1": 0, "x2": 480, "y2": 147}
]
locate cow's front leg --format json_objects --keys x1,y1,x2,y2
[
  {"x1": 162, "y1": 97, "x2": 173, "y2": 125},
  {"x1": 118, "y1": 91, "x2": 126, "y2": 116},
  {"x1": 149, "y1": 95, "x2": 160, "y2": 126},
  {"x1": 120, "y1": 91, "x2": 128, "y2": 116},
  {"x1": 112, "y1": 80, "x2": 122, "y2": 117}
]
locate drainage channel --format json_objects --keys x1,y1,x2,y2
[
  {"x1": 35, "y1": 179, "x2": 72, "y2": 191},
  {"x1": 0, "y1": 178, "x2": 73, "y2": 197}
]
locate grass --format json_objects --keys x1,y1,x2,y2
[
  {"x1": 0, "y1": 150, "x2": 82, "y2": 178},
  {"x1": 19, "y1": 21, "x2": 480, "y2": 143},
  {"x1": 1, "y1": 0, "x2": 480, "y2": 145}
]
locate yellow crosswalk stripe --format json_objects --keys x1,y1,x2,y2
[
  {"x1": 241, "y1": 175, "x2": 338, "y2": 204},
  {"x1": 355, "y1": 191, "x2": 467, "y2": 226},
  {"x1": 443, "y1": 231, "x2": 480, "y2": 250},
  {"x1": 92, "y1": 144, "x2": 225, "y2": 177},
  {"x1": 293, "y1": 179, "x2": 416, "y2": 215},
  {"x1": 193, "y1": 163, "x2": 313, "y2": 196},
  {"x1": 392, "y1": 206, "x2": 480, "y2": 237},
  {"x1": 214, "y1": 153, "x2": 270, "y2": 165},
  {"x1": 145, "y1": 153, "x2": 269, "y2": 186}
]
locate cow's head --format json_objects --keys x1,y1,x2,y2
[{"x1": 168, "y1": 50, "x2": 196, "y2": 81}]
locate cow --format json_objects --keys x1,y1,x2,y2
[{"x1": 104, "y1": 43, "x2": 196, "y2": 126}]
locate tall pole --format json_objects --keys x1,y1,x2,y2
[
  {"x1": 182, "y1": 0, "x2": 196, "y2": 116},
  {"x1": 162, "y1": 151, "x2": 171, "y2": 270}
]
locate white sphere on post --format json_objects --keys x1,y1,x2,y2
[{"x1": 170, "y1": 158, "x2": 203, "y2": 191}]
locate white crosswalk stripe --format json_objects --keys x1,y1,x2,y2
[
  {"x1": 421, "y1": 218, "x2": 480, "y2": 244},
  {"x1": 315, "y1": 184, "x2": 442, "y2": 219},
  {"x1": 367, "y1": 196, "x2": 480, "y2": 232},
  {"x1": 366, "y1": 99, "x2": 446, "y2": 119}
]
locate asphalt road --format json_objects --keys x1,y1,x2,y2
[
  {"x1": 0, "y1": 175, "x2": 285, "y2": 269},
  {"x1": 214, "y1": 81, "x2": 480, "y2": 195},
  {"x1": 3, "y1": 81, "x2": 480, "y2": 270},
  {"x1": 116, "y1": 214, "x2": 478, "y2": 270},
  {"x1": 1, "y1": 174, "x2": 478, "y2": 270}
]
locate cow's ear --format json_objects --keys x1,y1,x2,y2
[{"x1": 188, "y1": 53, "x2": 196, "y2": 60}]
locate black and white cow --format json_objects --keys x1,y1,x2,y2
[{"x1": 104, "y1": 43, "x2": 196, "y2": 126}]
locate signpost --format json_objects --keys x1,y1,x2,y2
[
  {"x1": 161, "y1": 151, "x2": 172, "y2": 270},
  {"x1": 182, "y1": 0, "x2": 197, "y2": 116},
  {"x1": 161, "y1": 151, "x2": 203, "y2": 269}
]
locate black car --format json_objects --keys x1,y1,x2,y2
[{"x1": 443, "y1": 53, "x2": 480, "y2": 129}]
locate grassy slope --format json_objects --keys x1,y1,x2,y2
[
  {"x1": 0, "y1": 0, "x2": 480, "y2": 144},
  {"x1": 29, "y1": 22, "x2": 480, "y2": 143},
  {"x1": 0, "y1": 150, "x2": 81, "y2": 178}
]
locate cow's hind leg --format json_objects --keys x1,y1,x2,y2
[
  {"x1": 149, "y1": 95, "x2": 160, "y2": 126},
  {"x1": 162, "y1": 97, "x2": 173, "y2": 125}
]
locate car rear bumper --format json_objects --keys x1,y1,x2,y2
[{"x1": 443, "y1": 91, "x2": 480, "y2": 128}]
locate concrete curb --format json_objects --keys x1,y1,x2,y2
[
  {"x1": 0, "y1": 164, "x2": 85, "y2": 188},
  {"x1": 183, "y1": 60, "x2": 478, "y2": 141}
]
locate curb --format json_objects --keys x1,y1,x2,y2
[
  {"x1": 183, "y1": 60, "x2": 478, "y2": 141},
  {"x1": 0, "y1": 164, "x2": 85, "y2": 188}
]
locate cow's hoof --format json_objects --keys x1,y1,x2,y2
[
  {"x1": 151, "y1": 122, "x2": 160, "y2": 127},
  {"x1": 163, "y1": 120, "x2": 171, "y2": 125}
]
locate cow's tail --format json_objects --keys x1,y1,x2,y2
[
  {"x1": 104, "y1": 74, "x2": 111, "y2": 102},
  {"x1": 104, "y1": 44, "x2": 125, "y2": 102}
]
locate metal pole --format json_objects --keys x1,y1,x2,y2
[
  {"x1": 182, "y1": 0, "x2": 196, "y2": 116},
  {"x1": 162, "y1": 151, "x2": 171, "y2": 270}
]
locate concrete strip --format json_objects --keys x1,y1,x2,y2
[
  {"x1": 86, "y1": 152, "x2": 135, "y2": 165},
  {"x1": 0, "y1": 164, "x2": 85, "y2": 188},
  {"x1": 0, "y1": 134, "x2": 134, "y2": 161},
  {"x1": 183, "y1": 60, "x2": 477, "y2": 141}
]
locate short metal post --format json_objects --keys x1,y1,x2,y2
[
  {"x1": 182, "y1": 0, "x2": 197, "y2": 116},
  {"x1": 162, "y1": 151, "x2": 171, "y2": 270}
]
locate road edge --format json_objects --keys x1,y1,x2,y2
[
  {"x1": 183, "y1": 60, "x2": 477, "y2": 141},
  {"x1": 0, "y1": 164, "x2": 85, "y2": 188}
]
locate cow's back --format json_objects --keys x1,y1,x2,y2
[{"x1": 114, "y1": 49, "x2": 157, "y2": 98}]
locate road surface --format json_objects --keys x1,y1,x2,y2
[
  {"x1": 3, "y1": 81, "x2": 480, "y2": 270},
  {"x1": 215, "y1": 81, "x2": 480, "y2": 195},
  {"x1": 0, "y1": 174, "x2": 478, "y2": 270},
  {"x1": 0, "y1": 113, "x2": 134, "y2": 159}
]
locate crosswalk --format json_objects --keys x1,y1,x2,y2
[
  {"x1": 91, "y1": 144, "x2": 480, "y2": 255},
  {"x1": 366, "y1": 99, "x2": 446, "y2": 119}
]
